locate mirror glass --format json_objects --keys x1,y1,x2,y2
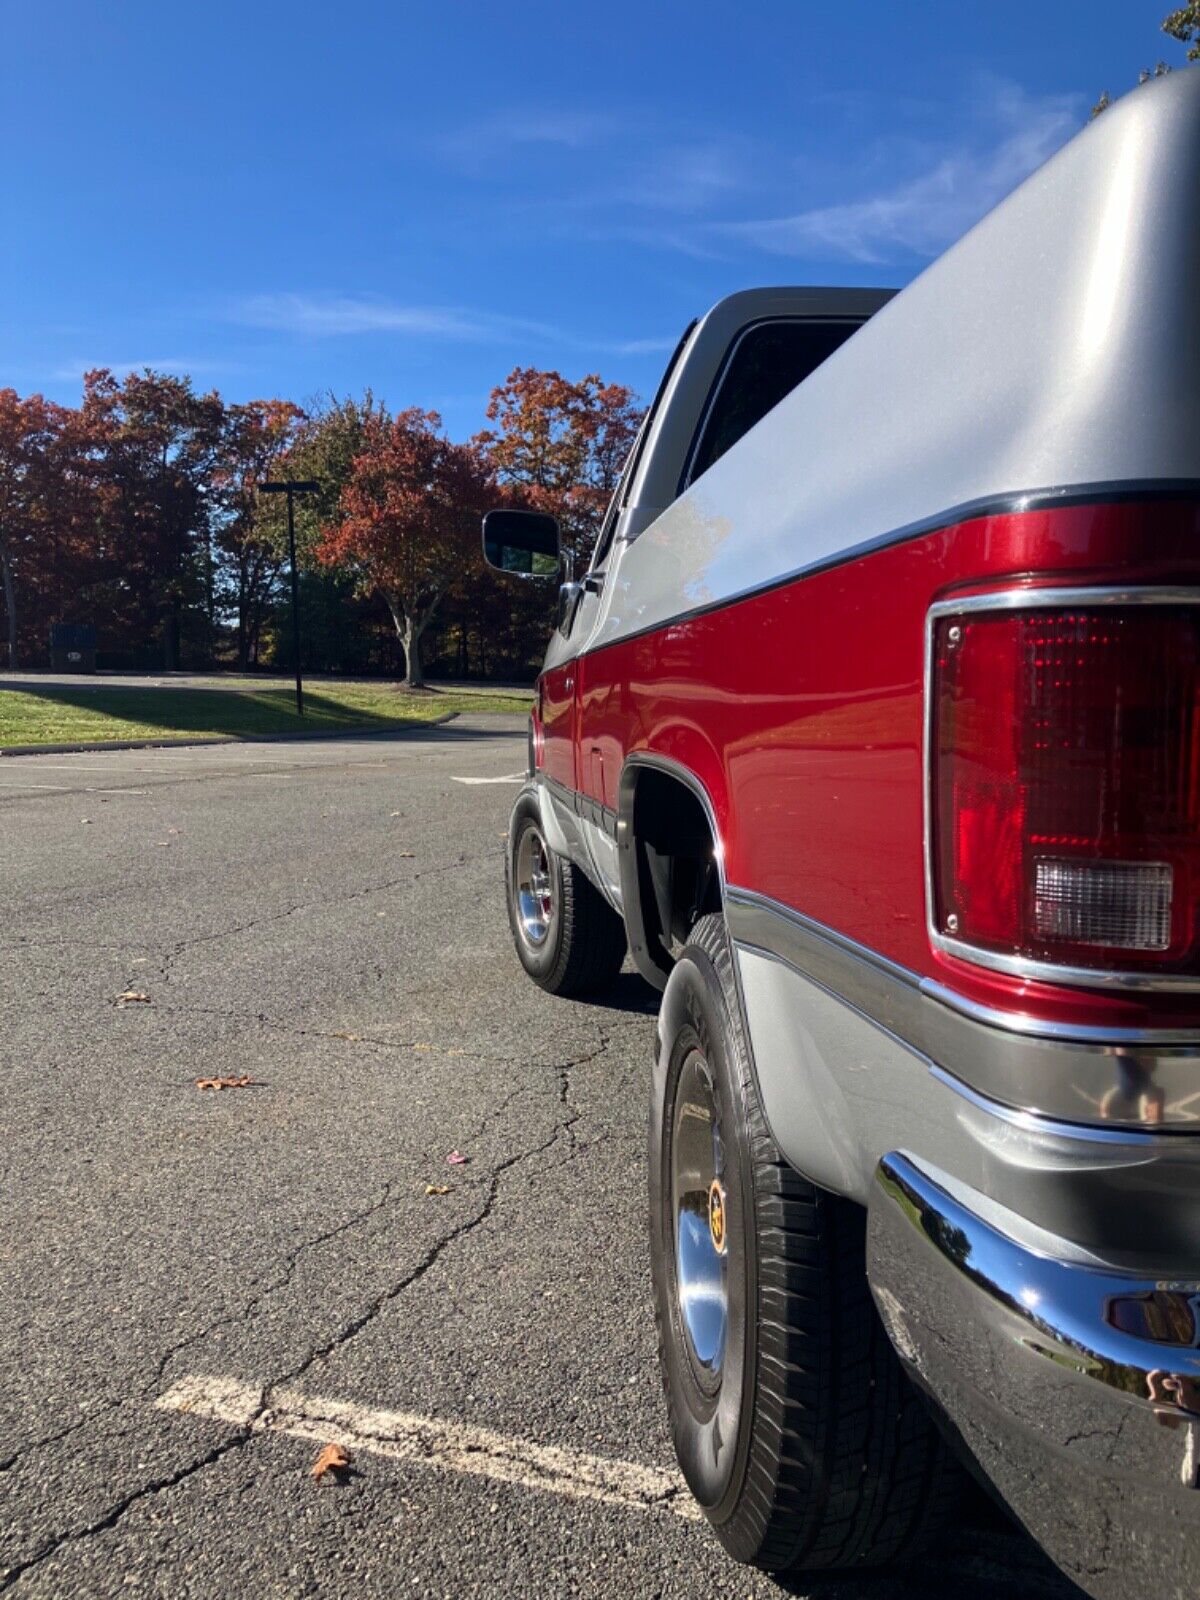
[{"x1": 482, "y1": 509, "x2": 560, "y2": 578}]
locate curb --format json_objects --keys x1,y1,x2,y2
[{"x1": 0, "y1": 712, "x2": 461, "y2": 759}]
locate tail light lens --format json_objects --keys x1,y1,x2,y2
[{"x1": 930, "y1": 596, "x2": 1200, "y2": 982}]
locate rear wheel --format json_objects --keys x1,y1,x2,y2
[
  {"x1": 505, "y1": 794, "x2": 627, "y2": 996},
  {"x1": 650, "y1": 913, "x2": 962, "y2": 1573}
]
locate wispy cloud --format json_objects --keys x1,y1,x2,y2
[
  {"x1": 228, "y1": 291, "x2": 673, "y2": 363},
  {"x1": 230, "y1": 293, "x2": 507, "y2": 339},
  {"x1": 51, "y1": 356, "x2": 233, "y2": 381},
  {"x1": 717, "y1": 81, "x2": 1082, "y2": 264},
  {"x1": 611, "y1": 142, "x2": 746, "y2": 214},
  {"x1": 607, "y1": 335, "x2": 678, "y2": 357},
  {"x1": 434, "y1": 110, "x2": 616, "y2": 168}
]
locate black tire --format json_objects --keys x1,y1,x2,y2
[
  {"x1": 505, "y1": 794, "x2": 627, "y2": 996},
  {"x1": 650, "y1": 912, "x2": 963, "y2": 1574}
]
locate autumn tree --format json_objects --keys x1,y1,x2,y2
[
  {"x1": 214, "y1": 399, "x2": 305, "y2": 668},
  {"x1": 0, "y1": 390, "x2": 67, "y2": 667},
  {"x1": 1163, "y1": 4, "x2": 1200, "y2": 56},
  {"x1": 475, "y1": 369, "x2": 642, "y2": 570},
  {"x1": 1093, "y1": 6, "x2": 1196, "y2": 115},
  {"x1": 81, "y1": 369, "x2": 225, "y2": 668},
  {"x1": 317, "y1": 408, "x2": 490, "y2": 687}
]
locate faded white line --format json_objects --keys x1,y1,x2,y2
[
  {"x1": 0, "y1": 782, "x2": 148, "y2": 794},
  {"x1": 450, "y1": 773, "x2": 526, "y2": 786},
  {"x1": 157, "y1": 1374, "x2": 699, "y2": 1520}
]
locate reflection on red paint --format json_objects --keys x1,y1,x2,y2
[{"x1": 564, "y1": 499, "x2": 1200, "y2": 1032}]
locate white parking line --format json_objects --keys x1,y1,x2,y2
[
  {"x1": 157, "y1": 1374, "x2": 699, "y2": 1520},
  {"x1": 0, "y1": 782, "x2": 148, "y2": 794},
  {"x1": 450, "y1": 773, "x2": 526, "y2": 785}
]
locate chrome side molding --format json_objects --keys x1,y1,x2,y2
[{"x1": 726, "y1": 885, "x2": 1200, "y2": 1131}]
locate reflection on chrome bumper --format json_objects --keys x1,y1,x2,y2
[{"x1": 868, "y1": 1153, "x2": 1200, "y2": 1600}]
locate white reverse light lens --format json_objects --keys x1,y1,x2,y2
[{"x1": 1033, "y1": 859, "x2": 1173, "y2": 952}]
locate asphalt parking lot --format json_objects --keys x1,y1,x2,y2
[{"x1": 0, "y1": 714, "x2": 1080, "y2": 1598}]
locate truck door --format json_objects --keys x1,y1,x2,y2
[{"x1": 538, "y1": 646, "x2": 578, "y2": 791}]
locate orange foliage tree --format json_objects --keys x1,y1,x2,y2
[
  {"x1": 475, "y1": 369, "x2": 642, "y2": 570},
  {"x1": 316, "y1": 408, "x2": 491, "y2": 687}
]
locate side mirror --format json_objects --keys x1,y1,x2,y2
[{"x1": 482, "y1": 509, "x2": 560, "y2": 578}]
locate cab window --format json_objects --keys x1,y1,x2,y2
[{"x1": 684, "y1": 318, "x2": 861, "y2": 489}]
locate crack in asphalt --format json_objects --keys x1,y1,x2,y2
[
  {"x1": 0, "y1": 1018, "x2": 635, "y2": 1591},
  {"x1": 12, "y1": 855, "x2": 499, "y2": 983},
  {"x1": 151, "y1": 852, "x2": 499, "y2": 989},
  {"x1": 127, "y1": 995, "x2": 632, "y2": 1081},
  {"x1": 0, "y1": 1404, "x2": 125, "y2": 1477}
]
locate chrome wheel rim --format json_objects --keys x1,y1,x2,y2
[
  {"x1": 672, "y1": 1048, "x2": 729, "y2": 1392},
  {"x1": 515, "y1": 823, "x2": 554, "y2": 946}
]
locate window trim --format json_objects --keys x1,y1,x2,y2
[
  {"x1": 588, "y1": 319, "x2": 698, "y2": 577},
  {"x1": 678, "y1": 315, "x2": 865, "y2": 498}
]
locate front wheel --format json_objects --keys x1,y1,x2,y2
[
  {"x1": 650, "y1": 913, "x2": 962, "y2": 1574},
  {"x1": 505, "y1": 794, "x2": 627, "y2": 996}
]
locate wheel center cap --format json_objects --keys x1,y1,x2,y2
[{"x1": 708, "y1": 1179, "x2": 727, "y2": 1254}]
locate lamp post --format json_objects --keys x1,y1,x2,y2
[{"x1": 259, "y1": 480, "x2": 320, "y2": 715}]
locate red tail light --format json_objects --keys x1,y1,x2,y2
[{"x1": 929, "y1": 592, "x2": 1200, "y2": 985}]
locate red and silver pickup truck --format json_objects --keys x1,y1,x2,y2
[{"x1": 483, "y1": 72, "x2": 1200, "y2": 1600}]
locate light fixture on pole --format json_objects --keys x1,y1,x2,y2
[{"x1": 259, "y1": 480, "x2": 320, "y2": 715}]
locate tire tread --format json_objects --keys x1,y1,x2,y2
[
  {"x1": 678, "y1": 913, "x2": 963, "y2": 1574},
  {"x1": 505, "y1": 799, "x2": 626, "y2": 996}
]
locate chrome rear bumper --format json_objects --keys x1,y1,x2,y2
[{"x1": 869, "y1": 1153, "x2": 1200, "y2": 1600}]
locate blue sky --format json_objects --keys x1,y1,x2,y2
[{"x1": 0, "y1": 1, "x2": 1179, "y2": 437}]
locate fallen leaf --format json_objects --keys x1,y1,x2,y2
[
  {"x1": 117, "y1": 989, "x2": 151, "y2": 1005},
  {"x1": 424, "y1": 1183, "x2": 452, "y2": 1196},
  {"x1": 311, "y1": 1442, "x2": 352, "y2": 1482},
  {"x1": 195, "y1": 1075, "x2": 255, "y2": 1091},
  {"x1": 413, "y1": 1043, "x2": 432, "y2": 1052},
  {"x1": 398, "y1": 851, "x2": 415, "y2": 859},
  {"x1": 446, "y1": 1150, "x2": 469, "y2": 1166},
  {"x1": 81, "y1": 818, "x2": 92, "y2": 825},
  {"x1": 330, "y1": 1031, "x2": 360, "y2": 1042}
]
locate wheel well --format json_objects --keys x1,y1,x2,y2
[{"x1": 621, "y1": 764, "x2": 722, "y2": 989}]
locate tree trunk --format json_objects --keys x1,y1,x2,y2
[
  {"x1": 1, "y1": 548, "x2": 17, "y2": 669},
  {"x1": 384, "y1": 592, "x2": 435, "y2": 689},
  {"x1": 401, "y1": 617, "x2": 425, "y2": 688}
]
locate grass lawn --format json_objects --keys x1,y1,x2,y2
[{"x1": 0, "y1": 681, "x2": 531, "y2": 749}]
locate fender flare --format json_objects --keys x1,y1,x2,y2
[{"x1": 617, "y1": 750, "x2": 727, "y2": 990}]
